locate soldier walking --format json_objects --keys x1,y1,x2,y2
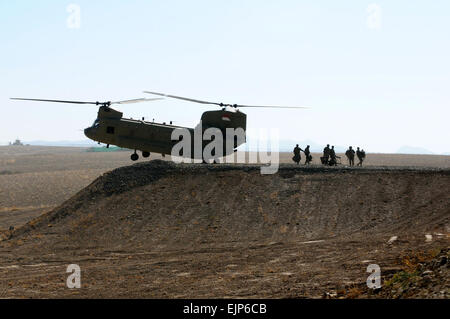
[
  {"x1": 357, "y1": 147, "x2": 366, "y2": 166},
  {"x1": 322, "y1": 144, "x2": 331, "y2": 165},
  {"x1": 293, "y1": 144, "x2": 302, "y2": 165},
  {"x1": 329, "y1": 146, "x2": 338, "y2": 166},
  {"x1": 345, "y1": 146, "x2": 356, "y2": 167},
  {"x1": 304, "y1": 145, "x2": 312, "y2": 165}
]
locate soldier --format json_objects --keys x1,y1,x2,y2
[
  {"x1": 345, "y1": 146, "x2": 356, "y2": 167},
  {"x1": 357, "y1": 147, "x2": 366, "y2": 167},
  {"x1": 292, "y1": 144, "x2": 302, "y2": 165},
  {"x1": 322, "y1": 144, "x2": 331, "y2": 165},
  {"x1": 329, "y1": 146, "x2": 338, "y2": 166},
  {"x1": 304, "y1": 145, "x2": 312, "y2": 165}
]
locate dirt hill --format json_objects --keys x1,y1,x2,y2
[
  {"x1": 1, "y1": 160, "x2": 448, "y2": 298},
  {"x1": 8, "y1": 160, "x2": 449, "y2": 250}
]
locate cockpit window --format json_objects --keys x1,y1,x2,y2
[{"x1": 92, "y1": 119, "x2": 100, "y2": 128}]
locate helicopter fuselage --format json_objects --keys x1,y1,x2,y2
[{"x1": 84, "y1": 106, "x2": 247, "y2": 160}]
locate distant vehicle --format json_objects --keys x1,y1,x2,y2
[{"x1": 11, "y1": 92, "x2": 306, "y2": 162}]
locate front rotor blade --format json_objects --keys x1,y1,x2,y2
[
  {"x1": 143, "y1": 91, "x2": 222, "y2": 106},
  {"x1": 10, "y1": 98, "x2": 98, "y2": 105},
  {"x1": 112, "y1": 98, "x2": 164, "y2": 105}
]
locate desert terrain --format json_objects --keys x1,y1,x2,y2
[{"x1": 0, "y1": 146, "x2": 449, "y2": 298}]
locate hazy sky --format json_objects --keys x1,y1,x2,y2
[{"x1": 1, "y1": 1, "x2": 449, "y2": 153}]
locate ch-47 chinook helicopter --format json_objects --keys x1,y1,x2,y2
[{"x1": 11, "y1": 92, "x2": 306, "y2": 162}]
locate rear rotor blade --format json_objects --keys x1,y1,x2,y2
[
  {"x1": 234, "y1": 104, "x2": 309, "y2": 109},
  {"x1": 144, "y1": 91, "x2": 223, "y2": 106},
  {"x1": 143, "y1": 91, "x2": 309, "y2": 109}
]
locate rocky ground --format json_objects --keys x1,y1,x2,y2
[
  {"x1": 377, "y1": 248, "x2": 448, "y2": 299},
  {"x1": 347, "y1": 248, "x2": 449, "y2": 299}
]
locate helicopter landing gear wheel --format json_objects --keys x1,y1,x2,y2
[
  {"x1": 142, "y1": 151, "x2": 150, "y2": 158},
  {"x1": 131, "y1": 152, "x2": 139, "y2": 161}
]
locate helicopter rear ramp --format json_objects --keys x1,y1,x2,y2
[{"x1": 1, "y1": 160, "x2": 449, "y2": 298}]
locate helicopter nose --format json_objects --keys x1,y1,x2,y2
[{"x1": 84, "y1": 127, "x2": 92, "y2": 139}]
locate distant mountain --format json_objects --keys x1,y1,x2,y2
[
  {"x1": 277, "y1": 139, "x2": 324, "y2": 152},
  {"x1": 234, "y1": 137, "x2": 351, "y2": 153},
  {"x1": 243, "y1": 138, "x2": 321, "y2": 152},
  {"x1": 396, "y1": 146, "x2": 434, "y2": 155},
  {"x1": 25, "y1": 140, "x2": 98, "y2": 147},
  {"x1": 276, "y1": 140, "x2": 350, "y2": 153}
]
